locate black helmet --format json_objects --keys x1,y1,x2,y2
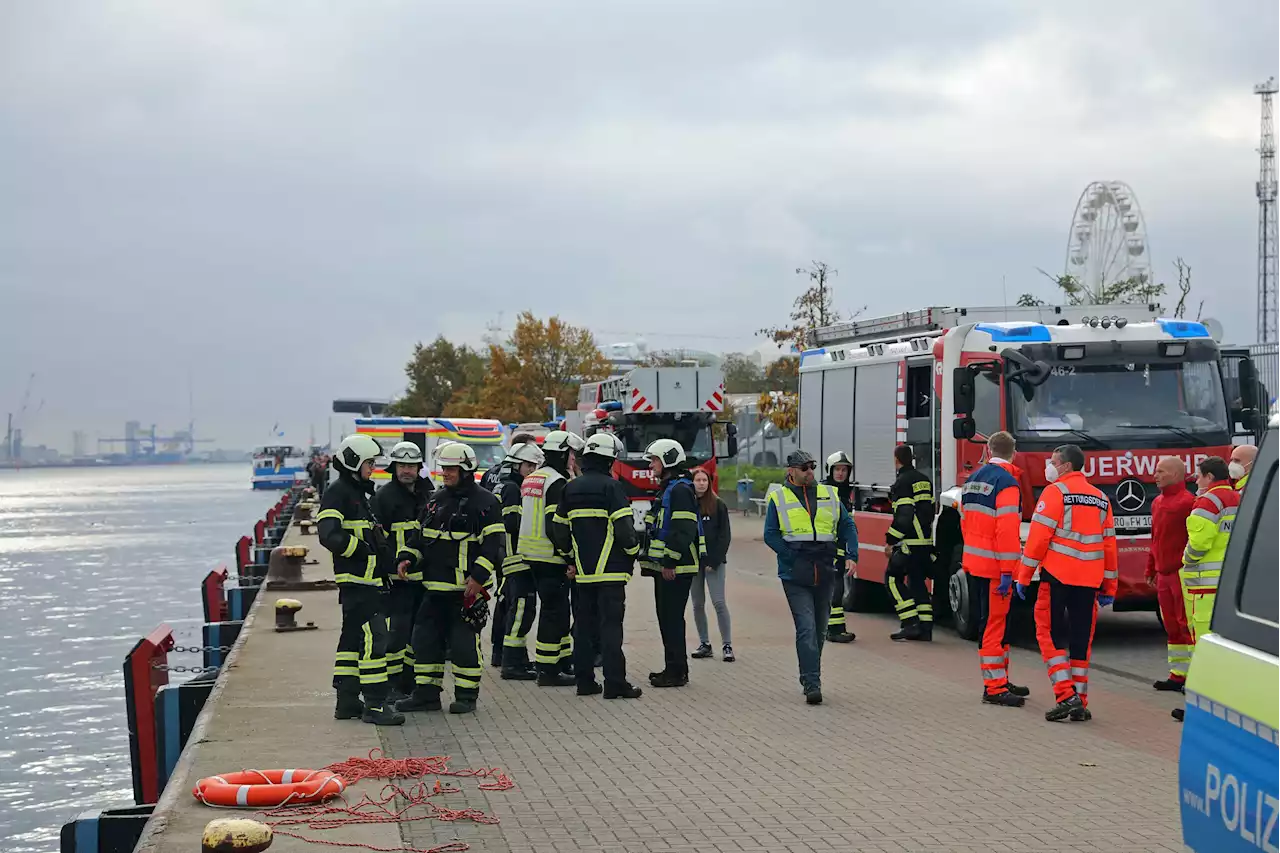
[{"x1": 785, "y1": 449, "x2": 817, "y2": 468}]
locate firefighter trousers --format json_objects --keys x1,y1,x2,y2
[
  {"x1": 489, "y1": 567, "x2": 507, "y2": 660},
  {"x1": 1156, "y1": 572, "x2": 1193, "y2": 682},
  {"x1": 972, "y1": 576, "x2": 1015, "y2": 695},
  {"x1": 532, "y1": 565, "x2": 571, "y2": 673},
  {"x1": 409, "y1": 592, "x2": 483, "y2": 700},
  {"x1": 386, "y1": 581, "x2": 424, "y2": 693},
  {"x1": 573, "y1": 582, "x2": 628, "y2": 689},
  {"x1": 333, "y1": 584, "x2": 390, "y2": 705},
  {"x1": 828, "y1": 578, "x2": 850, "y2": 636},
  {"x1": 500, "y1": 571, "x2": 537, "y2": 668},
  {"x1": 1035, "y1": 572, "x2": 1098, "y2": 705},
  {"x1": 654, "y1": 573, "x2": 694, "y2": 679},
  {"x1": 888, "y1": 550, "x2": 933, "y2": 627}
]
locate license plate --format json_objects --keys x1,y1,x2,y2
[{"x1": 1114, "y1": 514, "x2": 1152, "y2": 530}]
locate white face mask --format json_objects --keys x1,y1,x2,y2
[
  {"x1": 1044, "y1": 460, "x2": 1061, "y2": 483},
  {"x1": 1228, "y1": 461, "x2": 1247, "y2": 480}
]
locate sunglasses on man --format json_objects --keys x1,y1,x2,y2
[{"x1": 791, "y1": 462, "x2": 817, "y2": 471}]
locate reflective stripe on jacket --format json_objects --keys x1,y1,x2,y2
[
  {"x1": 316, "y1": 474, "x2": 382, "y2": 586},
  {"x1": 1181, "y1": 483, "x2": 1239, "y2": 596},
  {"x1": 769, "y1": 484, "x2": 840, "y2": 543},
  {"x1": 416, "y1": 480, "x2": 503, "y2": 592},
  {"x1": 959, "y1": 461, "x2": 1022, "y2": 579},
  {"x1": 373, "y1": 477, "x2": 430, "y2": 582},
  {"x1": 641, "y1": 476, "x2": 703, "y2": 574},
  {"x1": 888, "y1": 465, "x2": 934, "y2": 551},
  {"x1": 1016, "y1": 470, "x2": 1119, "y2": 594},
  {"x1": 554, "y1": 469, "x2": 638, "y2": 583},
  {"x1": 516, "y1": 467, "x2": 567, "y2": 565}
]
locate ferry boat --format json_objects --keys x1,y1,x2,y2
[
  {"x1": 250, "y1": 445, "x2": 309, "y2": 489},
  {"x1": 355, "y1": 417, "x2": 506, "y2": 483}
]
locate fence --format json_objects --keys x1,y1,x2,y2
[{"x1": 1249, "y1": 342, "x2": 1278, "y2": 407}]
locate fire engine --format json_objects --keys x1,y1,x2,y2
[
  {"x1": 577, "y1": 367, "x2": 738, "y2": 525},
  {"x1": 798, "y1": 304, "x2": 1264, "y2": 639}
]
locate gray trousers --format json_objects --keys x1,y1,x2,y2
[{"x1": 690, "y1": 564, "x2": 732, "y2": 645}]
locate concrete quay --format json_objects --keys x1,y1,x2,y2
[{"x1": 136, "y1": 515, "x2": 1183, "y2": 853}]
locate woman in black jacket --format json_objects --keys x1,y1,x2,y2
[{"x1": 689, "y1": 469, "x2": 734, "y2": 662}]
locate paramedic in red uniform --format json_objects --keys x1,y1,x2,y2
[
  {"x1": 1015, "y1": 444, "x2": 1119, "y2": 723},
  {"x1": 959, "y1": 431, "x2": 1030, "y2": 707},
  {"x1": 1146, "y1": 456, "x2": 1195, "y2": 692}
]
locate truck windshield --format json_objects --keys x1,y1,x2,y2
[
  {"x1": 617, "y1": 418, "x2": 713, "y2": 459},
  {"x1": 1010, "y1": 360, "x2": 1229, "y2": 444}
]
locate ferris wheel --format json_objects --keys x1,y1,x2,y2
[{"x1": 1064, "y1": 181, "x2": 1153, "y2": 297}]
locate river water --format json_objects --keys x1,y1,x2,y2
[{"x1": 0, "y1": 464, "x2": 276, "y2": 852}]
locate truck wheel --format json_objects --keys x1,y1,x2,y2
[{"x1": 948, "y1": 570, "x2": 979, "y2": 641}]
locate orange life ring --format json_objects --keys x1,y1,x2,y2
[{"x1": 192, "y1": 768, "x2": 346, "y2": 808}]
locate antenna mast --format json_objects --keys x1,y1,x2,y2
[{"x1": 1256, "y1": 76, "x2": 1278, "y2": 344}]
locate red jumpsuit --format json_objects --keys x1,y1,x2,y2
[{"x1": 1147, "y1": 483, "x2": 1195, "y2": 684}]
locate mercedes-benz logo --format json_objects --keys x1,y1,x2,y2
[{"x1": 1115, "y1": 478, "x2": 1147, "y2": 513}]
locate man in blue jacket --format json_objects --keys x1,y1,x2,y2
[{"x1": 764, "y1": 449, "x2": 859, "y2": 705}]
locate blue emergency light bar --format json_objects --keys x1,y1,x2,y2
[
  {"x1": 973, "y1": 323, "x2": 1053, "y2": 343},
  {"x1": 1156, "y1": 319, "x2": 1211, "y2": 338}
]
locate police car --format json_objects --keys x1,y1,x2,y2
[{"x1": 1178, "y1": 413, "x2": 1279, "y2": 852}]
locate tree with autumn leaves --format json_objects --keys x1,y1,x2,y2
[{"x1": 387, "y1": 313, "x2": 613, "y2": 424}]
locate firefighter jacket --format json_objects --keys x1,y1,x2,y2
[
  {"x1": 374, "y1": 476, "x2": 431, "y2": 582},
  {"x1": 823, "y1": 476, "x2": 855, "y2": 559},
  {"x1": 414, "y1": 478, "x2": 503, "y2": 593},
  {"x1": 552, "y1": 468, "x2": 638, "y2": 584},
  {"x1": 959, "y1": 460, "x2": 1022, "y2": 580},
  {"x1": 1016, "y1": 471, "x2": 1119, "y2": 594},
  {"x1": 517, "y1": 465, "x2": 570, "y2": 567},
  {"x1": 1146, "y1": 483, "x2": 1194, "y2": 578},
  {"x1": 492, "y1": 467, "x2": 527, "y2": 574},
  {"x1": 888, "y1": 465, "x2": 935, "y2": 554},
  {"x1": 763, "y1": 482, "x2": 858, "y2": 583},
  {"x1": 317, "y1": 473, "x2": 386, "y2": 587},
  {"x1": 641, "y1": 475, "x2": 703, "y2": 576},
  {"x1": 1181, "y1": 484, "x2": 1239, "y2": 596}
]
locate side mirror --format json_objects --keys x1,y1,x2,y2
[
  {"x1": 724, "y1": 423, "x2": 739, "y2": 459},
  {"x1": 1239, "y1": 358, "x2": 1261, "y2": 412},
  {"x1": 952, "y1": 367, "x2": 976, "y2": 416},
  {"x1": 1001, "y1": 348, "x2": 1052, "y2": 388},
  {"x1": 952, "y1": 416, "x2": 976, "y2": 440}
]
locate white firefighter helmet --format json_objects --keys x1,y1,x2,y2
[
  {"x1": 542, "y1": 430, "x2": 575, "y2": 453},
  {"x1": 644, "y1": 438, "x2": 686, "y2": 468},
  {"x1": 507, "y1": 442, "x2": 545, "y2": 467},
  {"x1": 825, "y1": 450, "x2": 853, "y2": 476},
  {"x1": 583, "y1": 432, "x2": 621, "y2": 461},
  {"x1": 388, "y1": 441, "x2": 424, "y2": 468},
  {"x1": 566, "y1": 432, "x2": 585, "y2": 453},
  {"x1": 336, "y1": 434, "x2": 383, "y2": 473},
  {"x1": 435, "y1": 441, "x2": 478, "y2": 473}
]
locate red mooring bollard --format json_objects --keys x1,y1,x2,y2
[
  {"x1": 123, "y1": 624, "x2": 174, "y2": 804},
  {"x1": 235, "y1": 535, "x2": 252, "y2": 579},
  {"x1": 202, "y1": 567, "x2": 230, "y2": 623},
  {"x1": 253, "y1": 519, "x2": 266, "y2": 545}
]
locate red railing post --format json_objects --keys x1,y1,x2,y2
[
  {"x1": 202, "y1": 567, "x2": 229, "y2": 623},
  {"x1": 123, "y1": 625, "x2": 173, "y2": 804},
  {"x1": 253, "y1": 519, "x2": 266, "y2": 545},
  {"x1": 235, "y1": 535, "x2": 251, "y2": 579}
]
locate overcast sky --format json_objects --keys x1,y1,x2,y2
[{"x1": 2, "y1": 1, "x2": 1276, "y2": 451}]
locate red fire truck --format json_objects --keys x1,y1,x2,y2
[{"x1": 797, "y1": 304, "x2": 1263, "y2": 638}]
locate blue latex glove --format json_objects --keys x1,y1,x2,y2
[
  {"x1": 1014, "y1": 582, "x2": 1029, "y2": 601},
  {"x1": 1097, "y1": 595, "x2": 1115, "y2": 608},
  {"x1": 996, "y1": 573, "x2": 1013, "y2": 597}
]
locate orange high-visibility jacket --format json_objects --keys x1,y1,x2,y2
[
  {"x1": 1016, "y1": 470, "x2": 1119, "y2": 594},
  {"x1": 960, "y1": 460, "x2": 1023, "y2": 580}
]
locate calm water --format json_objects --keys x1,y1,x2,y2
[{"x1": 0, "y1": 465, "x2": 276, "y2": 852}]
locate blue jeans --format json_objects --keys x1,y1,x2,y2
[{"x1": 782, "y1": 576, "x2": 835, "y2": 692}]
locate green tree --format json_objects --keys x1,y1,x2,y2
[
  {"x1": 1017, "y1": 266, "x2": 1169, "y2": 308},
  {"x1": 722, "y1": 352, "x2": 765, "y2": 394},
  {"x1": 388, "y1": 336, "x2": 486, "y2": 416},
  {"x1": 759, "y1": 261, "x2": 863, "y2": 352},
  {"x1": 764, "y1": 356, "x2": 799, "y2": 393}
]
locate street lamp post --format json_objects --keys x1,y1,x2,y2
[{"x1": 545, "y1": 396, "x2": 558, "y2": 421}]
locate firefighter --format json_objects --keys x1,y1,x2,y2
[
  {"x1": 481, "y1": 433, "x2": 536, "y2": 493},
  {"x1": 1147, "y1": 456, "x2": 1194, "y2": 693},
  {"x1": 494, "y1": 442, "x2": 545, "y2": 680},
  {"x1": 375, "y1": 441, "x2": 433, "y2": 702},
  {"x1": 823, "y1": 451, "x2": 857, "y2": 644},
  {"x1": 552, "y1": 432, "x2": 643, "y2": 699},
  {"x1": 1173, "y1": 456, "x2": 1240, "y2": 722},
  {"x1": 886, "y1": 445, "x2": 936, "y2": 641},
  {"x1": 959, "y1": 431, "x2": 1030, "y2": 707},
  {"x1": 1229, "y1": 444, "x2": 1257, "y2": 491},
  {"x1": 561, "y1": 432, "x2": 588, "y2": 670},
  {"x1": 317, "y1": 434, "x2": 403, "y2": 726},
  {"x1": 641, "y1": 438, "x2": 702, "y2": 688},
  {"x1": 1014, "y1": 444, "x2": 1118, "y2": 722},
  {"x1": 519, "y1": 430, "x2": 577, "y2": 687},
  {"x1": 397, "y1": 443, "x2": 503, "y2": 715}
]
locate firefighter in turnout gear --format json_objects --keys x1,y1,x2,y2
[
  {"x1": 959, "y1": 431, "x2": 1030, "y2": 707},
  {"x1": 641, "y1": 438, "x2": 703, "y2": 689},
  {"x1": 397, "y1": 442, "x2": 504, "y2": 715},
  {"x1": 317, "y1": 434, "x2": 404, "y2": 726},
  {"x1": 1015, "y1": 444, "x2": 1118, "y2": 723},
  {"x1": 823, "y1": 451, "x2": 857, "y2": 644},
  {"x1": 886, "y1": 445, "x2": 936, "y2": 641},
  {"x1": 494, "y1": 442, "x2": 545, "y2": 680},
  {"x1": 374, "y1": 441, "x2": 432, "y2": 701},
  {"x1": 552, "y1": 432, "x2": 644, "y2": 699},
  {"x1": 520, "y1": 430, "x2": 578, "y2": 687}
]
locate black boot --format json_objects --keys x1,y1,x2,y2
[
  {"x1": 604, "y1": 682, "x2": 642, "y2": 699},
  {"x1": 490, "y1": 648, "x2": 503, "y2": 668},
  {"x1": 804, "y1": 688, "x2": 823, "y2": 705},
  {"x1": 396, "y1": 689, "x2": 443, "y2": 712},
  {"x1": 890, "y1": 620, "x2": 923, "y2": 641},
  {"x1": 827, "y1": 630, "x2": 856, "y2": 643},
  {"x1": 1045, "y1": 693, "x2": 1084, "y2": 722},
  {"x1": 1006, "y1": 682, "x2": 1030, "y2": 697},
  {"x1": 362, "y1": 701, "x2": 405, "y2": 726},
  {"x1": 537, "y1": 668, "x2": 575, "y2": 687},
  {"x1": 577, "y1": 681, "x2": 603, "y2": 696},
  {"x1": 334, "y1": 691, "x2": 364, "y2": 720},
  {"x1": 1070, "y1": 705, "x2": 1093, "y2": 722},
  {"x1": 558, "y1": 660, "x2": 575, "y2": 677},
  {"x1": 385, "y1": 685, "x2": 407, "y2": 705},
  {"x1": 982, "y1": 691, "x2": 1026, "y2": 708},
  {"x1": 914, "y1": 623, "x2": 933, "y2": 642},
  {"x1": 1172, "y1": 707, "x2": 1185, "y2": 722},
  {"x1": 449, "y1": 697, "x2": 477, "y2": 714},
  {"x1": 1153, "y1": 678, "x2": 1185, "y2": 692},
  {"x1": 650, "y1": 671, "x2": 687, "y2": 688},
  {"x1": 501, "y1": 665, "x2": 538, "y2": 681}
]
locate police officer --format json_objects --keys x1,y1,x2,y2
[
  {"x1": 518, "y1": 430, "x2": 578, "y2": 687},
  {"x1": 493, "y1": 441, "x2": 545, "y2": 680},
  {"x1": 374, "y1": 441, "x2": 432, "y2": 701},
  {"x1": 641, "y1": 438, "x2": 702, "y2": 689},
  {"x1": 397, "y1": 443, "x2": 504, "y2": 715},
  {"x1": 886, "y1": 445, "x2": 936, "y2": 641},
  {"x1": 317, "y1": 434, "x2": 403, "y2": 726},
  {"x1": 481, "y1": 433, "x2": 537, "y2": 493},
  {"x1": 823, "y1": 451, "x2": 857, "y2": 644},
  {"x1": 553, "y1": 432, "x2": 643, "y2": 699}
]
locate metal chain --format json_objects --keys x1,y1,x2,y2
[
  {"x1": 151, "y1": 663, "x2": 221, "y2": 673},
  {"x1": 169, "y1": 645, "x2": 233, "y2": 654}
]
